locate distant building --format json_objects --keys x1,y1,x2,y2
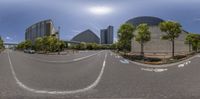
[
  {"x1": 100, "y1": 26, "x2": 114, "y2": 44},
  {"x1": 126, "y1": 16, "x2": 190, "y2": 56},
  {"x1": 25, "y1": 19, "x2": 58, "y2": 43},
  {"x1": 71, "y1": 29, "x2": 100, "y2": 44}
]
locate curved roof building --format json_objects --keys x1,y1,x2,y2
[
  {"x1": 71, "y1": 29, "x2": 100, "y2": 44},
  {"x1": 127, "y1": 16, "x2": 164, "y2": 26},
  {"x1": 127, "y1": 16, "x2": 190, "y2": 56}
]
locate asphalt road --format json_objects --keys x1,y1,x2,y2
[{"x1": 1, "y1": 49, "x2": 200, "y2": 99}]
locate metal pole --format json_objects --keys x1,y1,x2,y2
[
  {"x1": 58, "y1": 26, "x2": 60, "y2": 40},
  {"x1": 58, "y1": 26, "x2": 60, "y2": 55}
]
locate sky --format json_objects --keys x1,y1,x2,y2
[{"x1": 0, "y1": 0, "x2": 200, "y2": 43}]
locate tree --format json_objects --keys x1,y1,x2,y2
[
  {"x1": 42, "y1": 36, "x2": 50, "y2": 53},
  {"x1": 35, "y1": 37, "x2": 43, "y2": 51},
  {"x1": 16, "y1": 40, "x2": 32, "y2": 50},
  {"x1": 86, "y1": 43, "x2": 94, "y2": 50},
  {"x1": 59, "y1": 40, "x2": 66, "y2": 51},
  {"x1": 24, "y1": 40, "x2": 32, "y2": 49},
  {"x1": 110, "y1": 43, "x2": 117, "y2": 50},
  {"x1": 0, "y1": 36, "x2": 4, "y2": 50},
  {"x1": 76, "y1": 42, "x2": 87, "y2": 50},
  {"x1": 117, "y1": 23, "x2": 135, "y2": 52},
  {"x1": 35, "y1": 36, "x2": 66, "y2": 53},
  {"x1": 135, "y1": 24, "x2": 151, "y2": 56},
  {"x1": 0, "y1": 36, "x2": 3, "y2": 49},
  {"x1": 185, "y1": 33, "x2": 200, "y2": 52},
  {"x1": 159, "y1": 21, "x2": 182, "y2": 58}
]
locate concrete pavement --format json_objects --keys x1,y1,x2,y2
[{"x1": 0, "y1": 49, "x2": 200, "y2": 99}]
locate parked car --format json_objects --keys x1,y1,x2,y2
[
  {"x1": 29, "y1": 50, "x2": 35, "y2": 54},
  {"x1": 24, "y1": 49, "x2": 29, "y2": 53},
  {"x1": 24, "y1": 49, "x2": 35, "y2": 54}
]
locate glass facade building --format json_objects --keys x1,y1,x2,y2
[
  {"x1": 25, "y1": 19, "x2": 58, "y2": 43},
  {"x1": 100, "y1": 26, "x2": 114, "y2": 44}
]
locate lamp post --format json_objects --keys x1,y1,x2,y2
[
  {"x1": 58, "y1": 26, "x2": 60, "y2": 55},
  {"x1": 58, "y1": 26, "x2": 60, "y2": 40}
]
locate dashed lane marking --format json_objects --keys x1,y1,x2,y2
[
  {"x1": 178, "y1": 64, "x2": 185, "y2": 68},
  {"x1": 120, "y1": 59, "x2": 129, "y2": 64},
  {"x1": 141, "y1": 68, "x2": 168, "y2": 72},
  {"x1": 178, "y1": 61, "x2": 191, "y2": 68},
  {"x1": 115, "y1": 55, "x2": 121, "y2": 59}
]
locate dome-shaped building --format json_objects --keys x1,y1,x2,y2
[
  {"x1": 71, "y1": 29, "x2": 100, "y2": 44},
  {"x1": 126, "y1": 16, "x2": 190, "y2": 56},
  {"x1": 127, "y1": 16, "x2": 164, "y2": 26}
]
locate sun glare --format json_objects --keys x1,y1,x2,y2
[{"x1": 89, "y1": 6, "x2": 113, "y2": 15}]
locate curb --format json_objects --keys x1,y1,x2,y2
[{"x1": 110, "y1": 51, "x2": 199, "y2": 68}]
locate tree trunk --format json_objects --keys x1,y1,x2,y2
[
  {"x1": 141, "y1": 41, "x2": 144, "y2": 56},
  {"x1": 172, "y1": 40, "x2": 175, "y2": 58},
  {"x1": 195, "y1": 42, "x2": 198, "y2": 53},
  {"x1": 189, "y1": 42, "x2": 192, "y2": 52}
]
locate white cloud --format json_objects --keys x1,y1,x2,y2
[
  {"x1": 6, "y1": 36, "x2": 12, "y2": 40},
  {"x1": 88, "y1": 6, "x2": 113, "y2": 15}
]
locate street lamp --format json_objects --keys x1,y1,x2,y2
[
  {"x1": 57, "y1": 26, "x2": 61, "y2": 55},
  {"x1": 58, "y1": 26, "x2": 60, "y2": 40}
]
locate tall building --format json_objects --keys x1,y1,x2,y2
[
  {"x1": 71, "y1": 29, "x2": 100, "y2": 44},
  {"x1": 100, "y1": 26, "x2": 114, "y2": 44},
  {"x1": 126, "y1": 16, "x2": 190, "y2": 56},
  {"x1": 25, "y1": 19, "x2": 58, "y2": 43}
]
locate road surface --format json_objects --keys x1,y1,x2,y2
[{"x1": 0, "y1": 49, "x2": 200, "y2": 99}]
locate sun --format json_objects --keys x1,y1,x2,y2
[{"x1": 89, "y1": 6, "x2": 113, "y2": 15}]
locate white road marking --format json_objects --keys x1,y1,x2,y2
[
  {"x1": 185, "y1": 61, "x2": 191, "y2": 65},
  {"x1": 178, "y1": 64, "x2": 185, "y2": 68},
  {"x1": 141, "y1": 68, "x2": 154, "y2": 72},
  {"x1": 153, "y1": 68, "x2": 168, "y2": 72},
  {"x1": 141, "y1": 68, "x2": 168, "y2": 72},
  {"x1": 73, "y1": 51, "x2": 102, "y2": 61},
  {"x1": 23, "y1": 51, "x2": 104, "y2": 63},
  {"x1": 178, "y1": 61, "x2": 191, "y2": 68},
  {"x1": 115, "y1": 55, "x2": 121, "y2": 58},
  {"x1": 79, "y1": 51, "x2": 88, "y2": 53},
  {"x1": 127, "y1": 53, "x2": 198, "y2": 68},
  {"x1": 120, "y1": 59, "x2": 129, "y2": 64},
  {"x1": 7, "y1": 51, "x2": 108, "y2": 94}
]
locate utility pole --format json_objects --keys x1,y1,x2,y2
[
  {"x1": 58, "y1": 26, "x2": 61, "y2": 55},
  {"x1": 58, "y1": 26, "x2": 60, "y2": 40}
]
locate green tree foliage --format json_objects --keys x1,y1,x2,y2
[
  {"x1": 71, "y1": 43, "x2": 104, "y2": 50},
  {"x1": 17, "y1": 40, "x2": 32, "y2": 50},
  {"x1": 117, "y1": 23, "x2": 135, "y2": 52},
  {"x1": 38, "y1": 36, "x2": 66, "y2": 53},
  {"x1": 135, "y1": 24, "x2": 151, "y2": 56},
  {"x1": 75, "y1": 42, "x2": 87, "y2": 50},
  {"x1": 185, "y1": 33, "x2": 200, "y2": 52},
  {"x1": 110, "y1": 43, "x2": 117, "y2": 50},
  {"x1": 159, "y1": 21, "x2": 182, "y2": 58},
  {"x1": 85, "y1": 43, "x2": 99, "y2": 50},
  {"x1": 17, "y1": 36, "x2": 66, "y2": 54},
  {"x1": 59, "y1": 40, "x2": 66, "y2": 51},
  {"x1": 0, "y1": 36, "x2": 4, "y2": 50},
  {"x1": 35, "y1": 37, "x2": 44, "y2": 51}
]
